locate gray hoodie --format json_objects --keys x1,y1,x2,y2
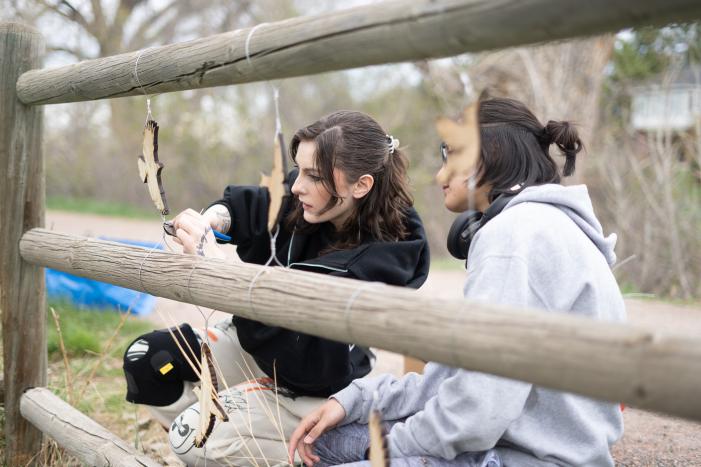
[{"x1": 333, "y1": 184, "x2": 626, "y2": 466}]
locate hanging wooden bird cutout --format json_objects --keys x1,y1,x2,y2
[
  {"x1": 435, "y1": 97, "x2": 481, "y2": 183},
  {"x1": 192, "y1": 342, "x2": 229, "y2": 448},
  {"x1": 259, "y1": 132, "x2": 291, "y2": 232},
  {"x1": 138, "y1": 119, "x2": 169, "y2": 216}
]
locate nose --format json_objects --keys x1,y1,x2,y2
[
  {"x1": 291, "y1": 175, "x2": 304, "y2": 196},
  {"x1": 435, "y1": 165, "x2": 447, "y2": 186}
]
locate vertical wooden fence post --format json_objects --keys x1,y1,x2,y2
[{"x1": 0, "y1": 22, "x2": 46, "y2": 466}]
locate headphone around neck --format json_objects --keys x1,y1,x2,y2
[{"x1": 446, "y1": 193, "x2": 516, "y2": 262}]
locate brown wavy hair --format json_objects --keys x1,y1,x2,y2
[{"x1": 287, "y1": 110, "x2": 413, "y2": 250}]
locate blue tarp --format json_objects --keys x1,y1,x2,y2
[{"x1": 45, "y1": 237, "x2": 161, "y2": 316}]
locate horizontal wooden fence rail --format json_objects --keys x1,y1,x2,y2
[
  {"x1": 20, "y1": 387, "x2": 163, "y2": 467},
  {"x1": 20, "y1": 228, "x2": 701, "y2": 421},
  {"x1": 17, "y1": 0, "x2": 701, "y2": 105}
]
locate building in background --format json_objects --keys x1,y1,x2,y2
[{"x1": 631, "y1": 65, "x2": 701, "y2": 132}]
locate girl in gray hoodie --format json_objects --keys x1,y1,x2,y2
[{"x1": 289, "y1": 97, "x2": 625, "y2": 467}]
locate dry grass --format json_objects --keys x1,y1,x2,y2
[{"x1": 0, "y1": 304, "x2": 178, "y2": 466}]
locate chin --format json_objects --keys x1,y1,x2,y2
[
  {"x1": 303, "y1": 212, "x2": 321, "y2": 224},
  {"x1": 444, "y1": 198, "x2": 467, "y2": 213}
]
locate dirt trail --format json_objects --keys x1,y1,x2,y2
[{"x1": 45, "y1": 210, "x2": 701, "y2": 465}]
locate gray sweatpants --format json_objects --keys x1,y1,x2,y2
[{"x1": 312, "y1": 422, "x2": 501, "y2": 467}]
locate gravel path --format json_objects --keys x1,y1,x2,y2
[{"x1": 46, "y1": 210, "x2": 701, "y2": 465}]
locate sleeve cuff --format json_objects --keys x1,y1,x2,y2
[{"x1": 331, "y1": 384, "x2": 365, "y2": 425}]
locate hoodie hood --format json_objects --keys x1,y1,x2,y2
[
  {"x1": 288, "y1": 207, "x2": 430, "y2": 288},
  {"x1": 504, "y1": 184, "x2": 617, "y2": 266}
]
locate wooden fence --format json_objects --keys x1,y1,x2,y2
[{"x1": 3, "y1": 0, "x2": 701, "y2": 464}]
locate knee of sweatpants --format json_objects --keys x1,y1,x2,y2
[
  {"x1": 313, "y1": 423, "x2": 371, "y2": 466},
  {"x1": 122, "y1": 323, "x2": 202, "y2": 406},
  {"x1": 168, "y1": 406, "x2": 271, "y2": 467},
  {"x1": 168, "y1": 404, "x2": 204, "y2": 464}
]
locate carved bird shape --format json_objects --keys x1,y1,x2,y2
[
  {"x1": 192, "y1": 342, "x2": 229, "y2": 448},
  {"x1": 138, "y1": 120, "x2": 169, "y2": 216}
]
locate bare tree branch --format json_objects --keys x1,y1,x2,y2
[
  {"x1": 217, "y1": 0, "x2": 253, "y2": 33},
  {"x1": 46, "y1": 44, "x2": 89, "y2": 60},
  {"x1": 126, "y1": 0, "x2": 179, "y2": 49},
  {"x1": 36, "y1": 0, "x2": 94, "y2": 36},
  {"x1": 58, "y1": 0, "x2": 92, "y2": 32},
  {"x1": 89, "y1": 0, "x2": 106, "y2": 41}
]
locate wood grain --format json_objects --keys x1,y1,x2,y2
[
  {"x1": 20, "y1": 387, "x2": 163, "y2": 467},
  {"x1": 0, "y1": 22, "x2": 46, "y2": 467},
  {"x1": 16, "y1": 0, "x2": 701, "y2": 105},
  {"x1": 19, "y1": 228, "x2": 701, "y2": 422}
]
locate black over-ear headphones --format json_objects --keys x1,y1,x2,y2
[{"x1": 446, "y1": 194, "x2": 515, "y2": 261}]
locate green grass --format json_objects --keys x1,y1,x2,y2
[
  {"x1": 0, "y1": 303, "x2": 166, "y2": 465},
  {"x1": 47, "y1": 301, "x2": 153, "y2": 360},
  {"x1": 47, "y1": 196, "x2": 154, "y2": 219},
  {"x1": 618, "y1": 282, "x2": 657, "y2": 300},
  {"x1": 431, "y1": 257, "x2": 466, "y2": 271}
]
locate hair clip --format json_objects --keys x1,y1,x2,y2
[{"x1": 386, "y1": 135, "x2": 400, "y2": 154}]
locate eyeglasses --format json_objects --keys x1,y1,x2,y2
[{"x1": 440, "y1": 142, "x2": 449, "y2": 163}]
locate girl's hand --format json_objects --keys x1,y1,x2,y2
[
  {"x1": 288, "y1": 399, "x2": 346, "y2": 466},
  {"x1": 171, "y1": 208, "x2": 226, "y2": 259}
]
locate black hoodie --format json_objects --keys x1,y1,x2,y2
[{"x1": 210, "y1": 172, "x2": 430, "y2": 397}]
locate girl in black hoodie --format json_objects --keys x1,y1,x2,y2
[{"x1": 123, "y1": 110, "x2": 429, "y2": 465}]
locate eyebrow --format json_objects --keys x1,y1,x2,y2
[{"x1": 297, "y1": 165, "x2": 320, "y2": 176}]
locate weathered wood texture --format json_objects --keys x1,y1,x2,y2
[
  {"x1": 0, "y1": 22, "x2": 46, "y2": 466},
  {"x1": 17, "y1": 0, "x2": 701, "y2": 105},
  {"x1": 20, "y1": 387, "x2": 163, "y2": 467},
  {"x1": 20, "y1": 229, "x2": 701, "y2": 422}
]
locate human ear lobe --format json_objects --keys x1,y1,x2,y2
[{"x1": 352, "y1": 174, "x2": 374, "y2": 199}]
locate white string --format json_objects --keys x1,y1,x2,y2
[
  {"x1": 137, "y1": 215, "x2": 178, "y2": 298},
  {"x1": 145, "y1": 98, "x2": 153, "y2": 124},
  {"x1": 343, "y1": 282, "x2": 383, "y2": 344},
  {"x1": 186, "y1": 259, "x2": 219, "y2": 340},
  {"x1": 272, "y1": 86, "x2": 282, "y2": 135},
  {"x1": 246, "y1": 228, "x2": 283, "y2": 315},
  {"x1": 137, "y1": 240, "x2": 162, "y2": 296},
  {"x1": 132, "y1": 22, "x2": 289, "y2": 457},
  {"x1": 193, "y1": 215, "x2": 221, "y2": 340},
  {"x1": 134, "y1": 47, "x2": 155, "y2": 124},
  {"x1": 244, "y1": 23, "x2": 269, "y2": 68},
  {"x1": 244, "y1": 22, "x2": 282, "y2": 135},
  {"x1": 242, "y1": 21, "x2": 389, "y2": 364},
  {"x1": 136, "y1": 24, "x2": 288, "y2": 454},
  {"x1": 241, "y1": 22, "x2": 288, "y2": 314}
]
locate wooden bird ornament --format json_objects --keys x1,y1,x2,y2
[
  {"x1": 138, "y1": 120, "x2": 169, "y2": 216},
  {"x1": 259, "y1": 132, "x2": 291, "y2": 233},
  {"x1": 192, "y1": 342, "x2": 229, "y2": 448},
  {"x1": 435, "y1": 98, "x2": 481, "y2": 185}
]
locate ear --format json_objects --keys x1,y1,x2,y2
[{"x1": 352, "y1": 174, "x2": 374, "y2": 199}]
